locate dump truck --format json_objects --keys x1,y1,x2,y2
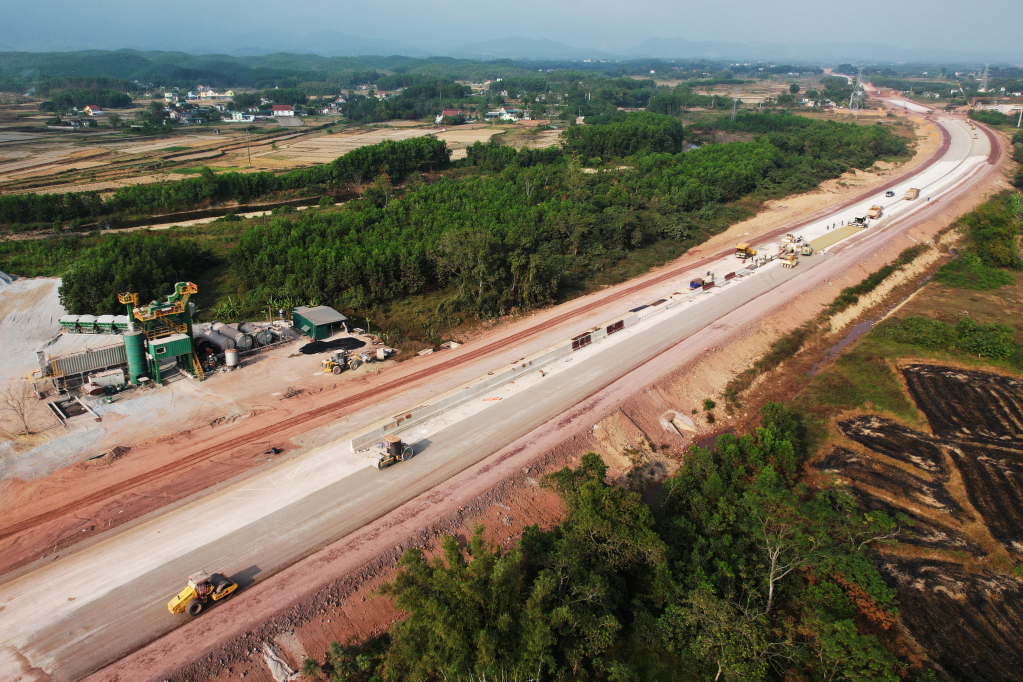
[
  {"x1": 734, "y1": 243, "x2": 757, "y2": 259},
  {"x1": 168, "y1": 571, "x2": 238, "y2": 616},
  {"x1": 375, "y1": 434, "x2": 414, "y2": 469},
  {"x1": 781, "y1": 254, "x2": 799, "y2": 269},
  {"x1": 904, "y1": 188, "x2": 920, "y2": 200},
  {"x1": 867, "y1": 205, "x2": 884, "y2": 220}
]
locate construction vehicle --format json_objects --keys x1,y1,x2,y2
[
  {"x1": 867, "y1": 205, "x2": 884, "y2": 220},
  {"x1": 781, "y1": 233, "x2": 795, "y2": 244},
  {"x1": 885, "y1": 190, "x2": 896, "y2": 198},
  {"x1": 689, "y1": 278, "x2": 704, "y2": 289},
  {"x1": 904, "y1": 188, "x2": 920, "y2": 200},
  {"x1": 168, "y1": 571, "x2": 238, "y2": 616},
  {"x1": 852, "y1": 214, "x2": 868, "y2": 226},
  {"x1": 800, "y1": 243, "x2": 814, "y2": 256},
  {"x1": 781, "y1": 254, "x2": 799, "y2": 269},
  {"x1": 375, "y1": 434, "x2": 414, "y2": 469},
  {"x1": 321, "y1": 350, "x2": 366, "y2": 375},
  {"x1": 734, "y1": 243, "x2": 757, "y2": 259}
]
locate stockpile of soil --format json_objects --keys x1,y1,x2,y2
[{"x1": 813, "y1": 364, "x2": 1023, "y2": 681}]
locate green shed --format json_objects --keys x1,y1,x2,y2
[{"x1": 292, "y1": 306, "x2": 348, "y2": 340}]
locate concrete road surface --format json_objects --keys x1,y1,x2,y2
[{"x1": 0, "y1": 112, "x2": 995, "y2": 682}]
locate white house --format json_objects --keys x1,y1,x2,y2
[{"x1": 272, "y1": 105, "x2": 295, "y2": 117}]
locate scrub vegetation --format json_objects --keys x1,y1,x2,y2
[{"x1": 306, "y1": 404, "x2": 913, "y2": 682}]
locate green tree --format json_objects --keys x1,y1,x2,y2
[{"x1": 789, "y1": 83, "x2": 801, "y2": 94}]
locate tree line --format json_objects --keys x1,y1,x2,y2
[
  {"x1": 0, "y1": 136, "x2": 450, "y2": 228},
  {"x1": 307, "y1": 404, "x2": 915, "y2": 681},
  {"x1": 38, "y1": 89, "x2": 133, "y2": 111}
]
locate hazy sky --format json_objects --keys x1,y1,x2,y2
[{"x1": 2, "y1": 0, "x2": 1021, "y2": 60}]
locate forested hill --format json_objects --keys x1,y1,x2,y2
[
  {"x1": 30, "y1": 111, "x2": 910, "y2": 318},
  {"x1": 0, "y1": 49, "x2": 821, "y2": 93}
]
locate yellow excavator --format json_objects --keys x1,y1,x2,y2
[{"x1": 168, "y1": 570, "x2": 238, "y2": 616}]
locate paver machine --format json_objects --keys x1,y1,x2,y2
[
  {"x1": 375, "y1": 434, "x2": 415, "y2": 469},
  {"x1": 167, "y1": 570, "x2": 238, "y2": 616}
]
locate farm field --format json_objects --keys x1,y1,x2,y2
[{"x1": 810, "y1": 363, "x2": 1023, "y2": 681}]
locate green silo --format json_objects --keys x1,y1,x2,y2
[{"x1": 124, "y1": 331, "x2": 147, "y2": 384}]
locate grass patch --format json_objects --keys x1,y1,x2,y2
[
  {"x1": 934, "y1": 254, "x2": 1014, "y2": 290},
  {"x1": 792, "y1": 336, "x2": 919, "y2": 422},
  {"x1": 160, "y1": 146, "x2": 190, "y2": 152}
]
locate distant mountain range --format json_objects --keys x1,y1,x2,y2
[{"x1": 0, "y1": 33, "x2": 1018, "y2": 65}]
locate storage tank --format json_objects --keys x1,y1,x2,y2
[
  {"x1": 211, "y1": 322, "x2": 253, "y2": 352},
  {"x1": 237, "y1": 322, "x2": 273, "y2": 346},
  {"x1": 194, "y1": 327, "x2": 236, "y2": 352},
  {"x1": 123, "y1": 331, "x2": 147, "y2": 384},
  {"x1": 224, "y1": 348, "x2": 239, "y2": 367}
]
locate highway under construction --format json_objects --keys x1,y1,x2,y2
[{"x1": 0, "y1": 98, "x2": 1007, "y2": 682}]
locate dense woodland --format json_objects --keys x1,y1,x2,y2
[
  {"x1": 304, "y1": 404, "x2": 920, "y2": 682},
  {"x1": 7, "y1": 112, "x2": 908, "y2": 320},
  {"x1": 38, "y1": 88, "x2": 134, "y2": 111},
  {"x1": 222, "y1": 113, "x2": 905, "y2": 319}
]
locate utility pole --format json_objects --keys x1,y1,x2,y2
[{"x1": 246, "y1": 130, "x2": 251, "y2": 168}]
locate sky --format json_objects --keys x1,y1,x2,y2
[{"x1": 1, "y1": 0, "x2": 1021, "y2": 61}]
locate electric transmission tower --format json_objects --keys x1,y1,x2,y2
[
  {"x1": 849, "y1": 67, "x2": 866, "y2": 115},
  {"x1": 980, "y1": 63, "x2": 990, "y2": 92}
]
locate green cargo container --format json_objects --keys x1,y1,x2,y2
[
  {"x1": 60, "y1": 315, "x2": 80, "y2": 333},
  {"x1": 113, "y1": 315, "x2": 130, "y2": 333}
]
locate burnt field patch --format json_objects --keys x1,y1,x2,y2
[
  {"x1": 815, "y1": 447, "x2": 967, "y2": 519},
  {"x1": 879, "y1": 558, "x2": 1023, "y2": 682},
  {"x1": 855, "y1": 493, "x2": 982, "y2": 553},
  {"x1": 838, "y1": 415, "x2": 948, "y2": 476},
  {"x1": 902, "y1": 364, "x2": 1023, "y2": 441},
  {"x1": 947, "y1": 443, "x2": 1023, "y2": 555}
]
